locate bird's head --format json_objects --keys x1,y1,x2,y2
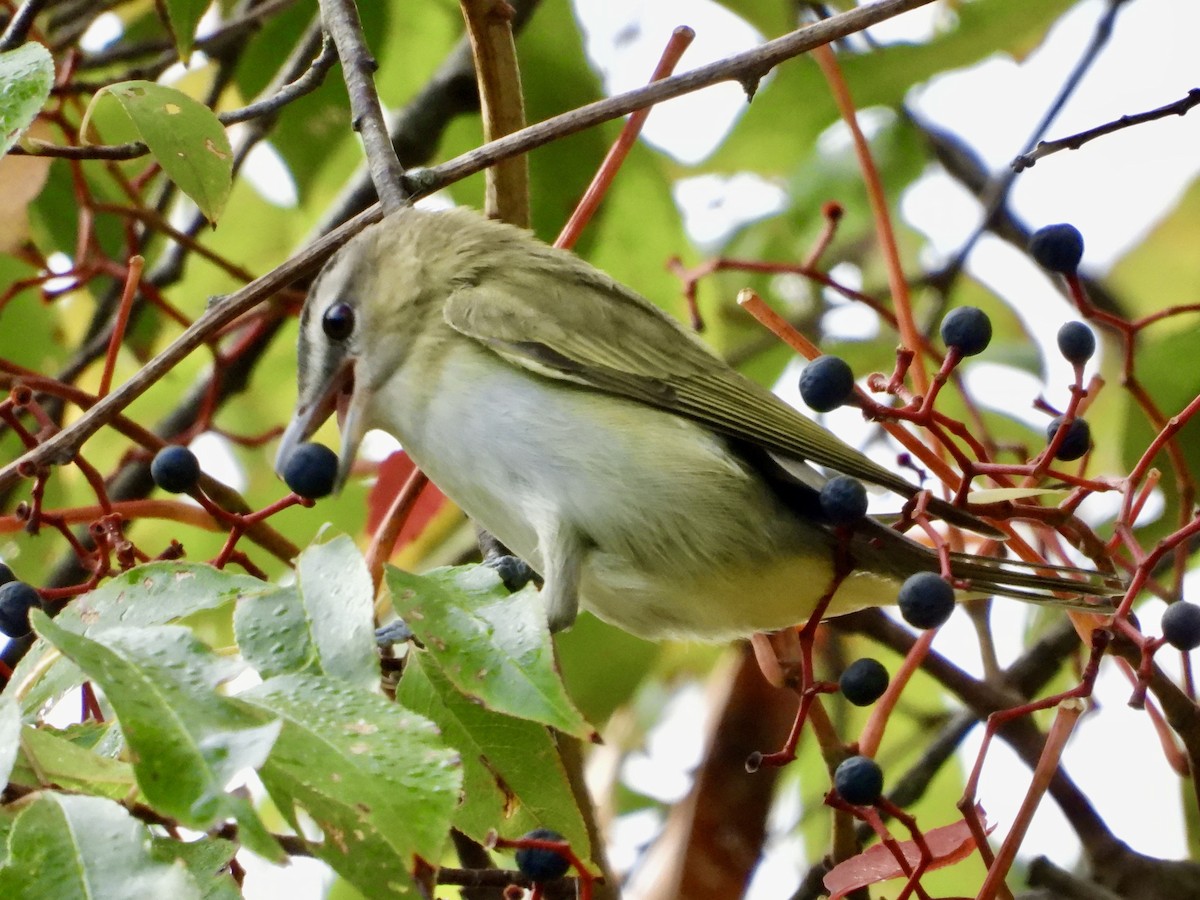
[{"x1": 275, "y1": 207, "x2": 464, "y2": 491}]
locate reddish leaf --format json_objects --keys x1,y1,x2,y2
[
  {"x1": 824, "y1": 806, "x2": 993, "y2": 899},
  {"x1": 365, "y1": 451, "x2": 447, "y2": 553}
]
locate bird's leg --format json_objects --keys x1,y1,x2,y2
[
  {"x1": 535, "y1": 521, "x2": 586, "y2": 634},
  {"x1": 375, "y1": 619, "x2": 415, "y2": 646},
  {"x1": 477, "y1": 526, "x2": 540, "y2": 592},
  {"x1": 747, "y1": 530, "x2": 855, "y2": 771}
]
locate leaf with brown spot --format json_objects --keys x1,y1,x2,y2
[{"x1": 82, "y1": 80, "x2": 232, "y2": 222}]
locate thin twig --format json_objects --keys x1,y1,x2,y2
[
  {"x1": 556, "y1": 25, "x2": 695, "y2": 250},
  {"x1": 936, "y1": 0, "x2": 1132, "y2": 282},
  {"x1": 18, "y1": 29, "x2": 338, "y2": 160},
  {"x1": 1013, "y1": 87, "x2": 1200, "y2": 171},
  {"x1": 426, "y1": 0, "x2": 937, "y2": 192},
  {"x1": 0, "y1": 0, "x2": 47, "y2": 52},
  {"x1": 221, "y1": 33, "x2": 338, "y2": 126},
  {"x1": 460, "y1": 0, "x2": 529, "y2": 226},
  {"x1": 318, "y1": 0, "x2": 408, "y2": 212}
]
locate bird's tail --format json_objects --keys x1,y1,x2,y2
[
  {"x1": 945, "y1": 550, "x2": 1121, "y2": 611},
  {"x1": 856, "y1": 519, "x2": 1122, "y2": 612}
]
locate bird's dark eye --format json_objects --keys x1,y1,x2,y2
[{"x1": 322, "y1": 302, "x2": 355, "y2": 341}]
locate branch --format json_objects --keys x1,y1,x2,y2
[
  {"x1": 17, "y1": 30, "x2": 338, "y2": 160},
  {"x1": 313, "y1": 0, "x2": 542, "y2": 232},
  {"x1": 0, "y1": 0, "x2": 47, "y2": 52},
  {"x1": 318, "y1": 0, "x2": 409, "y2": 212},
  {"x1": 460, "y1": 0, "x2": 529, "y2": 226},
  {"x1": 1012, "y1": 87, "x2": 1200, "y2": 172},
  {"x1": 923, "y1": 0, "x2": 1132, "y2": 286},
  {"x1": 422, "y1": 0, "x2": 938, "y2": 192},
  {"x1": 0, "y1": 0, "x2": 938, "y2": 492},
  {"x1": 0, "y1": 208, "x2": 378, "y2": 492}
]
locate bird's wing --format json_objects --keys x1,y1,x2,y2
[{"x1": 443, "y1": 258, "x2": 998, "y2": 536}]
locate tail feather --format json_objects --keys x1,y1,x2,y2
[
  {"x1": 946, "y1": 554, "x2": 1119, "y2": 611},
  {"x1": 854, "y1": 520, "x2": 1123, "y2": 612}
]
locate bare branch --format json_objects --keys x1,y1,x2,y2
[
  {"x1": 1013, "y1": 87, "x2": 1200, "y2": 172},
  {"x1": 318, "y1": 0, "x2": 409, "y2": 212}
]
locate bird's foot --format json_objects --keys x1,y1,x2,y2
[
  {"x1": 484, "y1": 553, "x2": 540, "y2": 592},
  {"x1": 375, "y1": 619, "x2": 415, "y2": 647}
]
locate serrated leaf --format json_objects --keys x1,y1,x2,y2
[
  {"x1": 385, "y1": 565, "x2": 593, "y2": 739},
  {"x1": 31, "y1": 614, "x2": 284, "y2": 860},
  {"x1": 89, "y1": 81, "x2": 232, "y2": 221},
  {"x1": 12, "y1": 725, "x2": 137, "y2": 799},
  {"x1": 0, "y1": 793, "x2": 201, "y2": 900},
  {"x1": 158, "y1": 0, "x2": 208, "y2": 57},
  {"x1": 0, "y1": 694, "x2": 19, "y2": 784},
  {"x1": 242, "y1": 673, "x2": 461, "y2": 897},
  {"x1": 151, "y1": 836, "x2": 240, "y2": 900},
  {"x1": 396, "y1": 652, "x2": 591, "y2": 857},
  {"x1": 8, "y1": 563, "x2": 264, "y2": 717},
  {"x1": 0, "y1": 43, "x2": 53, "y2": 156}
]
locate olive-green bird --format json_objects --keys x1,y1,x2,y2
[{"x1": 277, "y1": 206, "x2": 1114, "y2": 642}]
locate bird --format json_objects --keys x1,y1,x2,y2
[{"x1": 276, "y1": 205, "x2": 1116, "y2": 642}]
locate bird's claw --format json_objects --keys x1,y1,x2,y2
[
  {"x1": 375, "y1": 619, "x2": 415, "y2": 647},
  {"x1": 485, "y1": 554, "x2": 539, "y2": 592}
]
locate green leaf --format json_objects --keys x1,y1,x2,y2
[
  {"x1": 150, "y1": 837, "x2": 240, "y2": 900},
  {"x1": 0, "y1": 793, "x2": 201, "y2": 900},
  {"x1": 0, "y1": 694, "x2": 18, "y2": 785},
  {"x1": 234, "y1": 584, "x2": 316, "y2": 679},
  {"x1": 12, "y1": 725, "x2": 137, "y2": 799},
  {"x1": 158, "y1": 0, "x2": 208, "y2": 57},
  {"x1": 242, "y1": 673, "x2": 462, "y2": 896},
  {"x1": 8, "y1": 563, "x2": 263, "y2": 717},
  {"x1": 31, "y1": 614, "x2": 284, "y2": 860},
  {"x1": 385, "y1": 564, "x2": 594, "y2": 739},
  {"x1": 294, "y1": 535, "x2": 379, "y2": 688},
  {"x1": 0, "y1": 43, "x2": 53, "y2": 156},
  {"x1": 89, "y1": 81, "x2": 233, "y2": 222},
  {"x1": 396, "y1": 652, "x2": 591, "y2": 856},
  {"x1": 235, "y1": 536, "x2": 377, "y2": 687}
]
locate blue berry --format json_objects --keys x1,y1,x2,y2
[
  {"x1": 799, "y1": 356, "x2": 855, "y2": 412},
  {"x1": 1046, "y1": 417, "x2": 1090, "y2": 462},
  {"x1": 834, "y1": 755, "x2": 884, "y2": 806},
  {"x1": 0, "y1": 580, "x2": 41, "y2": 638},
  {"x1": 515, "y1": 828, "x2": 570, "y2": 882},
  {"x1": 898, "y1": 572, "x2": 954, "y2": 630},
  {"x1": 1162, "y1": 602, "x2": 1200, "y2": 651},
  {"x1": 0, "y1": 563, "x2": 15, "y2": 588},
  {"x1": 282, "y1": 442, "x2": 339, "y2": 499},
  {"x1": 940, "y1": 307, "x2": 992, "y2": 357},
  {"x1": 820, "y1": 476, "x2": 868, "y2": 525},
  {"x1": 151, "y1": 445, "x2": 201, "y2": 494},
  {"x1": 839, "y1": 658, "x2": 889, "y2": 706},
  {"x1": 1056, "y1": 322, "x2": 1096, "y2": 365},
  {"x1": 1030, "y1": 224, "x2": 1084, "y2": 274}
]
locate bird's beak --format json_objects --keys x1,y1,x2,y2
[{"x1": 276, "y1": 357, "x2": 369, "y2": 494}]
